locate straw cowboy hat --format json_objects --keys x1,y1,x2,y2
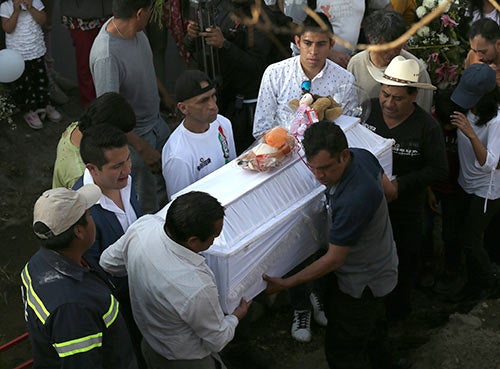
[{"x1": 368, "y1": 55, "x2": 436, "y2": 90}]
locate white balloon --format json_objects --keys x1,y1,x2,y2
[{"x1": 0, "y1": 49, "x2": 25, "y2": 83}]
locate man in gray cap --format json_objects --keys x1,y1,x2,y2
[
  {"x1": 21, "y1": 184, "x2": 137, "y2": 369},
  {"x1": 162, "y1": 70, "x2": 236, "y2": 200}
]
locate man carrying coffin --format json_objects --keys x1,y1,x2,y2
[
  {"x1": 264, "y1": 121, "x2": 398, "y2": 369},
  {"x1": 100, "y1": 191, "x2": 251, "y2": 369}
]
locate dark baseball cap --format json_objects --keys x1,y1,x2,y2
[
  {"x1": 451, "y1": 64, "x2": 497, "y2": 109},
  {"x1": 175, "y1": 70, "x2": 215, "y2": 102}
]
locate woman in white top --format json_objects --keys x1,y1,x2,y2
[
  {"x1": 0, "y1": 0, "x2": 61, "y2": 129},
  {"x1": 450, "y1": 63, "x2": 500, "y2": 298}
]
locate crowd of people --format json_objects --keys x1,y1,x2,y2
[{"x1": 5, "y1": 0, "x2": 500, "y2": 368}]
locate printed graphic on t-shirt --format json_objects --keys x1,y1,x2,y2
[
  {"x1": 317, "y1": 0, "x2": 352, "y2": 23},
  {"x1": 197, "y1": 157, "x2": 212, "y2": 171},
  {"x1": 392, "y1": 142, "x2": 421, "y2": 157}
]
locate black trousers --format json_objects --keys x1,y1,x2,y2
[
  {"x1": 457, "y1": 188, "x2": 500, "y2": 287},
  {"x1": 324, "y1": 276, "x2": 391, "y2": 369},
  {"x1": 385, "y1": 213, "x2": 422, "y2": 319},
  {"x1": 10, "y1": 56, "x2": 49, "y2": 111}
]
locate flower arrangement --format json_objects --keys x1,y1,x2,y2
[{"x1": 408, "y1": 0, "x2": 471, "y2": 90}]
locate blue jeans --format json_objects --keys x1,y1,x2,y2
[{"x1": 131, "y1": 117, "x2": 170, "y2": 214}]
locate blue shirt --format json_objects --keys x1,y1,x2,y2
[
  {"x1": 21, "y1": 247, "x2": 137, "y2": 369},
  {"x1": 327, "y1": 148, "x2": 398, "y2": 298}
]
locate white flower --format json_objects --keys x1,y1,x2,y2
[
  {"x1": 416, "y1": 6, "x2": 427, "y2": 18},
  {"x1": 423, "y1": 0, "x2": 436, "y2": 10},
  {"x1": 438, "y1": 0, "x2": 452, "y2": 13},
  {"x1": 417, "y1": 26, "x2": 431, "y2": 37},
  {"x1": 438, "y1": 33, "x2": 449, "y2": 44}
]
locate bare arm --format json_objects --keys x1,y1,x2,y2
[
  {"x1": 264, "y1": 243, "x2": 350, "y2": 294},
  {"x1": 1, "y1": 0, "x2": 21, "y2": 33},
  {"x1": 25, "y1": 0, "x2": 46, "y2": 26},
  {"x1": 126, "y1": 131, "x2": 162, "y2": 173},
  {"x1": 157, "y1": 77, "x2": 176, "y2": 112},
  {"x1": 451, "y1": 111, "x2": 487, "y2": 166}
]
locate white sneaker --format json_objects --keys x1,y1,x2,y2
[
  {"x1": 23, "y1": 111, "x2": 43, "y2": 129},
  {"x1": 310, "y1": 292, "x2": 328, "y2": 326},
  {"x1": 291, "y1": 310, "x2": 311, "y2": 342},
  {"x1": 45, "y1": 104, "x2": 62, "y2": 122}
]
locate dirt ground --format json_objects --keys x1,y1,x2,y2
[{"x1": 1, "y1": 89, "x2": 500, "y2": 369}]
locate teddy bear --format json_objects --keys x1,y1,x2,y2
[{"x1": 288, "y1": 94, "x2": 343, "y2": 121}]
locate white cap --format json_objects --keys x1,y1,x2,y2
[{"x1": 33, "y1": 184, "x2": 101, "y2": 239}]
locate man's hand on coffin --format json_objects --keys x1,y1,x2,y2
[
  {"x1": 262, "y1": 274, "x2": 289, "y2": 295},
  {"x1": 232, "y1": 298, "x2": 252, "y2": 321},
  {"x1": 264, "y1": 244, "x2": 350, "y2": 294}
]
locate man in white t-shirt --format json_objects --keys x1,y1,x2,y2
[{"x1": 162, "y1": 70, "x2": 237, "y2": 200}]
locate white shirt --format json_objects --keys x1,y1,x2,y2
[
  {"x1": 315, "y1": 0, "x2": 365, "y2": 54},
  {"x1": 253, "y1": 56, "x2": 358, "y2": 137},
  {"x1": 83, "y1": 169, "x2": 137, "y2": 232},
  {"x1": 99, "y1": 215, "x2": 239, "y2": 360},
  {"x1": 0, "y1": 0, "x2": 46, "y2": 60},
  {"x1": 457, "y1": 111, "x2": 500, "y2": 200},
  {"x1": 162, "y1": 115, "x2": 236, "y2": 200}
]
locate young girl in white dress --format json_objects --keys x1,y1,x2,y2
[{"x1": 0, "y1": 0, "x2": 61, "y2": 129}]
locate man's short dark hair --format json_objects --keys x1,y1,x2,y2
[
  {"x1": 364, "y1": 10, "x2": 407, "y2": 44},
  {"x1": 80, "y1": 124, "x2": 128, "y2": 169},
  {"x1": 78, "y1": 92, "x2": 136, "y2": 133},
  {"x1": 297, "y1": 12, "x2": 333, "y2": 37},
  {"x1": 468, "y1": 18, "x2": 500, "y2": 42},
  {"x1": 165, "y1": 191, "x2": 225, "y2": 244},
  {"x1": 113, "y1": 0, "x2": 152, "y2": 18},
  {"x1": 302, "y1": 121, "x2": 348, "y2": 161},
  {"x1": 34, "y1": 213, "x2": 88, "y2": 251}
]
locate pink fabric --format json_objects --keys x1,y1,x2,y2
[{"x1": 164, "y1": 0, "x2": 189, "y2": 64}]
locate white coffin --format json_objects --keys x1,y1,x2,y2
[
  {"x1": 157, "y1": 115, "x2": 394, "y2": 313},
  {"x1": 336, "y1": 115, "x2": 395, "y2": 178},
  {"x1": 157, "y1": 153, "x2": 326, "y2": 313}
]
